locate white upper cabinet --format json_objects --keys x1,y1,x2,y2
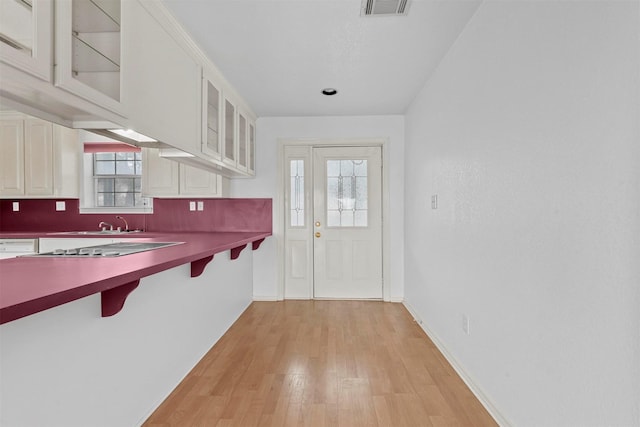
[
  {"x1": 0, "y1": 1, "x2": 257, "y2": 179},
  {"x1": 142, "y1": 147, "x2": 227, "y2": 198},
  {"x1": 0, "y1": 113, "x2": 80, "y2": 199},
  {"x1": 0, "y1": 0, "x2": 52, "y2": 81},
  {"x1": 197, "y1": 68, "x2": 257, "y2": 177},
  {"x1": 141, "y1": 147, "x2": 179, "y2": 197},
  {"x1": 179, "y1": 165, "x2": 224, "y2": 197},
  {"x1": 121, "y1": 0, "x2": 200, "y2": 154},
  {"x1": 55, "y1": 0, "x2": 123, "y2": 116}
]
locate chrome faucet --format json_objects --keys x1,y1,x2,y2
[
  {"x1": 116, "y1": 216, "x2": 129, "y2": 232},
  {"x1": 98, "y1": 221, "x2": 114, "y2": 231}
]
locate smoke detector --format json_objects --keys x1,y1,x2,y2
[{"x1": 361, "y1": 0, "x2": 409, "y2": 16}]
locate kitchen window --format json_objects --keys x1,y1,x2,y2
[
  {"x1": 80, "y1": 136, "x2": 152, "y2": 213},
  {"x1": 93, "y1": 152, "x2": 143, "y2": 208}
]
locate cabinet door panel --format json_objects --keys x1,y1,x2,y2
[
  {"x1": 237, "y1": 111, "x2": 248, "y2": 171},
  {"x1": 202, "y1": 77, "x2": 222, "y2": 160},
  {"x1": 222, "y1": 98, "x2": 236, "y2": 166},
  {"x1": 0, "y1": 0, "x2": 52, "y2": 81},
  {"x1": 52, "y1": 124, "x2": 80, "y2": 198},
  {"x1": 248, "y1": 121, "x2": 256, "y2": 175},
  {"x1": 141, "y1": 148, "x2": 179, "y2": 196},
  {"x1": 24, "y1": 119, "x2": 54, "y2": 195},
  {"x1": 179, "y1": 165, "x2": 221, "y2": 196},
  {"x1": 0, "y1": 120, "x2": 25, "y2": 195}
]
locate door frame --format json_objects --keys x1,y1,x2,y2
[{"x1": 276, "y1": 138, "x2": 391, "y2": 301}]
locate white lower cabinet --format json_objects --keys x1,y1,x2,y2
[
  {"x1": 142, "y1": 148, "x2": 227, "y2": 198},
  {"x1": 0, "y1": 114, "x2": 79, "y2": 198}
]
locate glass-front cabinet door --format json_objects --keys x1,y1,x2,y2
[
  {"x1": 55, "y1": 0, "x2": 123, "y2": 115},
  {"x1": 248, "y1": 121, "x2": 255, "y2": 175},
  {"x1": 0, "y1": 0, "x2": 52, "y2": 81},
  {"x1": 201, "y1": 76, "x2": 221, "y2": 160},
  {"x1": 237, "y1": 111, "x2": 248, "y2": 172},
  {"x1": 221, "y1": 97, "x2": 236, "y2": 166}
]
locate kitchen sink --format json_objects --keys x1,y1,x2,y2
[{"x1": 26, "y1": 241, "x2": 184, "y2": 257}]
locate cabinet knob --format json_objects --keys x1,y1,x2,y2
[
  {"x1": 315, "y1": 232, "x2": 321, "y2": 238},
  {"x1": 315, "y1": 221, "x2": 321, "y2": 227}
]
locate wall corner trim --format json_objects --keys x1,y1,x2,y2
[{"x1": 402, "y1": 301, "x2": 512, "y2": 427}]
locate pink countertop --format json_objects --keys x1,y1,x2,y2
[{"x1": 0, "y1": 232, "x2": 270, "y2": 324}]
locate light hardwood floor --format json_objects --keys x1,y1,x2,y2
[{"x1": 144, "y1": 301, "x2": 497, "y2": 426}]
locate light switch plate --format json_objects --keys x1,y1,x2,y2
[
  {"x1": 189, "y1": 201, "x2": 196, "y2": 211},
  {"x1": 12, "y1": 202, "x2": 19, "y2": 212},
  {"x1": 431, "y1": 195, "x2": 438, "y2": 209},
  {"x1": 462, "y1": 314, "x2": 470, "y2": 335},
  {"x1": 197, "y1": 201, "x2": 204, "y2": 211},
  {"x1": 55, "y1": 201, "x2": 66, "y2": 211}
]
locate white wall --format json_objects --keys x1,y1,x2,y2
[
  {"x1": 232, "y1": 116, "x2": 405, "y2": 301},
  {"x1": 404, "y1": 1, "x2": 640, "y2": 425},
  {"x1": 0, "y1": 250, "x2": 253, "y2": 427}
]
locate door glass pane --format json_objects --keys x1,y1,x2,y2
[
  {"x1": 326, "y1": 159, "x2": 368, "y2": 227},
  {"x1": 238, "y1": 114, "x2": 247, "y2": 167},
  {"x1": 71, "y1": 0, "x2": 121, "y2": 101},
  {"x1": 327, "y1": 177, "x2": 339, "y2": 209},
  {"x1": 249, "y1": 124, "x2": 255, "y2": 171},
  {"x1": 207, "y1": 81, "x2": 220, "y2": 154},
  {"x1": 355, "y1": 177, "x2": 368, "y2": 209},
  {"x1": 290, "y1": 160, "x2": 304, "y2": 227},
  {"x1": 224, "y1": 100, "x2": 235, "y2": 161}
]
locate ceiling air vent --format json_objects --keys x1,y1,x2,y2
[{"x1": 361, "y1": 0, "x2": 409, "y2": 16}]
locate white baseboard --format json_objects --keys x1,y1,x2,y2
[
  {"x1": 402, "y1": 301, "x2": 511, "y2": 427},
  {"x1": 390, "y1": 296, "x2": 404, "y2": 303},
  {"x1": 252, "y1": 295, "x2": 279, "y2": 301}
]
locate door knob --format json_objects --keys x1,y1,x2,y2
[{"x1": 315, "y1": 232, "x2": 321, "y2": 238}]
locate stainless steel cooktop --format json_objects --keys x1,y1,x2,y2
[{"x1": 26, "y1": 242, "x2": 184, "y2": 258}]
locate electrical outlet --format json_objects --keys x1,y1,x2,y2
[
  {"x1": 55, "y1": 201, "x2": 66, "y2": 211},
  {"x1": 462, "y1": 314, "x2": 470, "y2": 335},
  {"x1": 12, "y1": 202, "x2": 19, "y2": 212},
  {"x1": 431, "y1": 194, "x2": 438, "y2": 209},
  {"x1": 197, "y1": 201, "x2": 204, "y2": 211},
  {"x1": 189, "y1": 201, "x2": 196, "y2": 211}
]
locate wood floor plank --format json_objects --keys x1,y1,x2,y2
[{"x1": 143, "y1": 301, "x2": 497, "y2": 426}]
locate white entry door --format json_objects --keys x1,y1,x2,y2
[
  {"x1": 312, "y1": 146, "x2": 382, "y2": 298},
  {"x1": 283, "y1": 144, "x2": 384, "y2": 299}
]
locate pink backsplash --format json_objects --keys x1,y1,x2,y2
[{"x1": 0, "y1": 198, "x2": 272, "y2": 233}]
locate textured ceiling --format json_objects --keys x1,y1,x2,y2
[{"x1": 161, "y1": 0, "x2": 482, "y2": 117}]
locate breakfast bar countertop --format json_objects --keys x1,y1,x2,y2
[{"x1": 0, "y1": 231, "x2": 270, "y2": 324}]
